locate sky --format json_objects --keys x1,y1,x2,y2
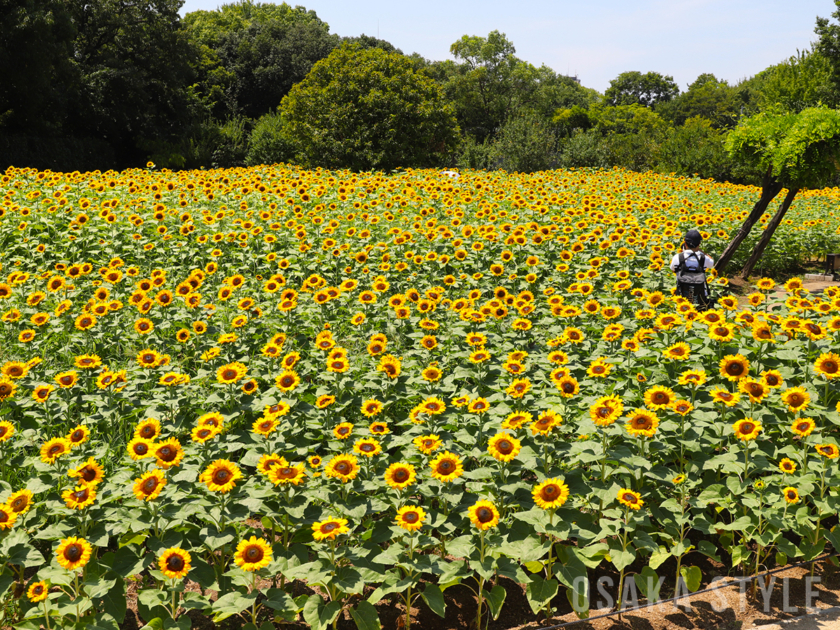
[{"x1": 179, "y1": 0, "x2": 834, "y2": 93}]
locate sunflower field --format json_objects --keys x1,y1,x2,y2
[{"x1": 1, "y1": 164, "x2": 840, "y2": 630}]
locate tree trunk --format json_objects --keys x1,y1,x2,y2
[
  {"x1": 714, "y1": 168, "x2": 784, "y2": 274},
  {"x1": 738, "y1": 187, "x2": 800, "y2": 279}
]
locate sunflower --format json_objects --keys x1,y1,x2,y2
[
  {"x1": 361, "y1": 399, "x2": 384, "y2": 417},
  {"x1": 751, "y1": 323, "x2": 775, "y2": 343},
  {"x1": 136, "y1": 349, "x2": 163, "y2": 368},
  {"x1": 590, "y1": 395, "x2": 624, "y2": 427},
  {"x1": 663, "y1": 342, "x2": 690, "y2": 361},
  {"x1": 487, "y1": 432, "x2": 521, "y2": 462},
  {"x1": 732, "y1": 418, "x2": 762, "y2": 441},
  {"x1": 217, "y1": 362, "x2": 247, "y2": 384},
  {"x1": 0, "y1": 505, "x2": 18, "y2": 530},
  {"x1": 625, "y1": 409, "x2": 659, "y2": 438},
  {"x1": 66, "y1": 425, "x2": 90, "y2": 448},
  {"x1": 40, "y1": 437, "x2": 71, "y2": 464},
  {"x1": 502, "y1": 411, "x2": 533, "y2": 431},
  {"x1": 127, "y1": 437, "x2": 154, "y2": 460},
  {"x1": 779, "y1": 458, "x2": 797, "y2": 474},
  {"x1": 369, "y1": 421, "x2": 390, "y2": 435},
  {"x1": 316, "y1": 395, "x2": 336, "y2": 409},
  {"x1": 197, "y1": 411, "x2": 224, "y2": 428},
  {"x1": 814, "y1": 353, "x2": 840, "y2": 380},
  {"x1": 384, "y1": 463, "x2": 417, "y2": 490},
  {"x1": 710, "y1": 388, "x2": 741, "y2": 407},
  {"x1": 252, "y1": 416, "x2": 279, "y2": 437},
  {"x1": 6, "y1": 489, "x2": 33, "y2": 515},
  {"x1": 153, "y1": 438, "x2": 184, "y2": 469},
  {"x1": 0, "y1": 421, "x2": 15, "y2": 443},
  {"x1": 505, "y1": 378, "x2": 532, "y2": 398},
  {"x1": 468, "y1": 500, "x2": 500, "y2": 530},
  {"x1": 467, "y1": 398, "x2": 490, "y2": 414},
  {"x1": 738, "y1": 379, "x2": 768, "y2": 404},
  {"x1": 267, "y1": 462, "x2": 307, "y2": 486},
  {"x1": 62, "y1": 484, "x2": 96, "y2": 510},
  {"x1": 31, "y1": 385, "x2": 53, "y2": 404},
  {"x1": 678, "y1": 369, "x2": 707, "y2": 387},
  {"x1": 719, "y1": 354, "x2": 750, "y2": 381},
  {"x1": 333, "y1": 423, "x2": 354, "y2": 440},
  {"x1": 159, "y1": 548, "x2": 192, "y2": 580},
  {"x1": 257, "y1": 454, "x2": 287, "y2": 476},
  {"x1": 554, "y1": 375, "x2": 580, "y2": 398},
  {"x1": 791, "y1": 417, "x2": 816, "y2": 438},
  {"x1": 532, "y1": 478, "x2": 570, "y2": 510},
  {"x1": 56, "y1": 537, "x2": 92, "y2": 571},
  {"x1": 234, "y1": 536, "x2": 273, "y2": 572},
  {"x1": 134, "y1": 418, "x2": 162, "y2": 441},
  {"x1": 54, "y1": 370, "x2": 79, "y2": 389},
  {"x1": 274, "y1": 370, "x2": 300, "y2": 392},
  {"x1": 395, "y1": 505, "x2": 426, "y2": 532},
  {"x1": 68, "y1": 458, "x2": 104, "y2": 486},
  {"x1": 312, "y1": 517, "x2": 350, "y2": 541},
  {"x1": 353, "y1": 437, "x2": 382, "y2": 458},
  {"x1": 430, "y1": 451, "x2": 464, "y2": 482},
  {"x1": 761, "y1": 370, "x2": 784, "y2": 389},
  {"x1": 617, "y1": 488, "x2": 644, "y2": 510},
  {"x1": 782, "y1": 487, "x2": 800, "y2": 504},
  {"x1": 815, "y1": 444, "x2": 839, "y2": 459},
  {"x1": 27, "y1": 581, "x2": 48, "y2": 602},
  {"x1": 324, "y1": 454, "x2": 360, "y2": 483},
  {"x1": 74, "y1": 314, "x2": 96, "y2": 331},
  {"x1": 199, "y1": 459, "x2": 243, "y2": 493},
  {"x1": 133, "y1": 469, "x2": 167, "y2": 501},
  {"x1": 643, "y1": 385, "x2": 675, "y2": 410},
  {"x1": 531, "y1": 410, "x2": 561, "y2": 435},
  {"x1": 781, "y1": 387, "x2": 811, "y2": 413}
]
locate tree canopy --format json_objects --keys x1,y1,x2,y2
[
  {"x1": 604, "y1": 71, "x2": 679, "y2": 108},
  {"x1": 279, "y1": 44, "x2": 460, "y2": 171}
]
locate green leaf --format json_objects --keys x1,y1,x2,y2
[
  {"x1": 680, "y1": 566, "x2": 702, "y2": 593},
  {"x1": 436, "y1": 559, "x2": 469, "y2": 590},
  {"x1": 608, "y1": 543, "x2": 636, "y2": 572},
  {"x1": 0, "y1": 567, "x2": 14, "y2": 599},
  {"x1": 776, "y1": 552, "x2": 788, "y2": 567},
  {"x1": 525, "y1": 574, "x2": 559, "y2": 615},
  {"x1": 212, "y1": 590, "x2": 258, "y2": 622},
  {"x1": 303, "y1": 595, "x2": 342, "y2": 630},
  {"x1": 648, "y1": 546, "x2": 671, "y2": 570},
  {"x1": 634, "y1": 566, "x2": 662, "y2": 602},
  {"x1": 420, "y1": 583, "x2": 445, "y2": 618},
  {"x1": 138, "y1": 619, "x2": 164, "y2": 630},
  {"x1": 264, "y1": 588, "x2": 298, "y2": 622},
  {"x1": 554, "y1": 545, "x2": 588, "y2": 599},
  {"x1": 6, "y1": 541, "x2": 45, "y2": 567},
  {"x1": 566, "y1": 586, "x2": 590, "y2": 619},
  {"x1": 482, "y1": 584, "x2": 506, "y2": 620},
  {"x1": 111, "y1": 546, "x2": 148, "y2": 578},
  {"x1": 349, "y1": 600, "x2": 381, "y2": 630}
]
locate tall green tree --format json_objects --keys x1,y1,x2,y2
[
  {"x1": 0, "y1": 0, "x2": 77, "y2": 134},
  {"x1": 657, "y1": 74, "x2": 742, "y2": 128},
  {"x1": 442, "y1": 31, "x2": 590, "y2": 141},
  {"x1": 604, "y1": 71, "x2": 679, "y2": 108},
  {"x1": 717, "y1": 107, "x2": 840, "y2": 277},
  {"x1": 279, "y1": 44, "x2": 460, "y2": 171},
  {"x1": 184, "y1": 1, "x2": 338, "y2": 119}
]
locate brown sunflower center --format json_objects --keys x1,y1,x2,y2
[
  {"x1": 335, "y1": 461, "x2": 351, "y2": 475},
  {"x1": 48, "y1": 444, "x2": 63, "y2": 455},
  {"x1": 64, "y1": 544, "x2": 82, "y2": 561},
  {"x1": 212, "y1": 469, "x2": 231, "y2": 484},
  {"x1": 80, "y1": 467, "x2": 96, "y2": 482},
  {"x1": 70, "y1": 430, "x2": 85, "y2": 442},
  {"x1": 402, "y1": 511, "x2": 419, "y2": 523},
  {"x1": 476, "y1": 507, "x2": 494, "y2": 523},
  {"x1": 438, "y1": 460, "x2": 454, "y2": 473},
  {"x1": 142, "y1": 477, "x2": 159, "y2": 493},
  {"x1": 739, "y1": 422, "x2": 756, "y2": 434},
  {"x1": 360, "y1": 443, "x2": 376, "y2": 453},
  {"x1": 541, "y1": 484, "x2": 559, "y2": 499},
  {"x1": 321, "y1": 522, "x2": 338, "y2": 533},
  {"x1": 134, "y1": 443, "x2": 149, "y2": 455},
  {"x1": 621, "y1": 493, "x2": 639, "y2": 505},
  {"x1": 392, "y1": 468, "x2": 409, "y2": 482},
  {"x1": 158, "y1": 446, "x2": 175, "y2": 461},
  {"x1": 496, "y1": 440, "x2": 513, "y2": 454},
  {"x1": 166, "y1": 555, "x2": 185, "y2": 572}
]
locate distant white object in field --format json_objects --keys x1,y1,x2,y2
[{"x1": 440, "y1": 170, "x2": 460, "y2": 179}]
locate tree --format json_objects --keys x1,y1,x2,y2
[
  {"x1": 747, "y1": 48, "x2": 835, "y2": 113},
  {"x1": 66, "y1": 0, "x2": 198, "y2": 161},
  {"x1": 657, "y1": 74, "x2": 742, "y2": 128},
  {"x1": 489, "y1": 111, "x2": 557, "y2": 172},
  {"x1": 604, "y1": 71, "x2": 679, "y2": 108},
  {"x1": 815, "y1": 0, "x2": 840, "y2": 101},
  {"x1": 657, "y1": 117, "x2": 733, "y2": 181},
  {"x1": 442, "y1": 31, "x2": 591, "y2": 141},
  {"x1": 184, "y1": 1, "x2": 338, "y2": 119},
  {"x1": 279, "y1": 44, "x2": 460, "y2": 171},
  {"x1": 717, "y1": 107, "x2": 840, "y2": 277},
  {"x1": 0, "y1": 0, "x2": 77, "y2": 134}
]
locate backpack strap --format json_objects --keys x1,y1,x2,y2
[
  {"x1": 678, "y1": 252, "x2": 685, "y2": 271},
  {"x1": 697, "y1": 253, "x2": 705, "y2": 270}
]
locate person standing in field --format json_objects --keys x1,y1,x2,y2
[{"x1": 670, "y1": 229, "x2": 714, "y2": 310}]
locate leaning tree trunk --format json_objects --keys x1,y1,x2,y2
[
  {"x1": 714, "y1": 168, "x2": 784, "y2": 274},
  {"x1": 738, "y1": 187, "x2": 799, "y2": 279}
]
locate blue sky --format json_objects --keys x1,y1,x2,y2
[{"x1": 179, "y1": 0, "x2": 833, "y2": 93}]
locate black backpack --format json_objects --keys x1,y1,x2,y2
[{"x1": 675, "y1": 252, "x2": 712, "y2": 309}]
